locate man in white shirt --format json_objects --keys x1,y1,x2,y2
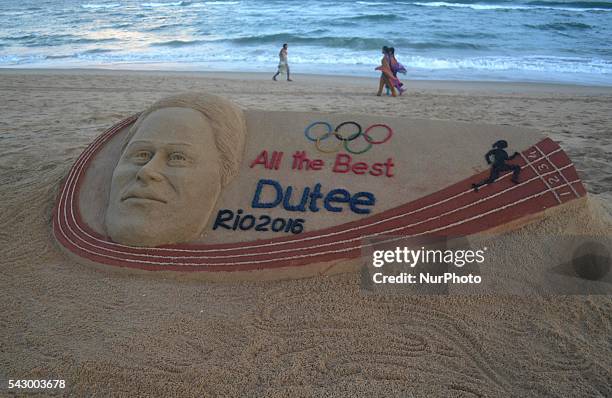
[{"x1": 272, "y1": 43, "x2": 292, "y2": 82}]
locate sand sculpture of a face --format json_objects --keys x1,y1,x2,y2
[{"x1": 105, "y1": 94, "x2": 246, "y2": 247}]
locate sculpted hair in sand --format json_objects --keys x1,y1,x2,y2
[{"x1": 122, "y1": 92, "x2": 247, "y2": 186}]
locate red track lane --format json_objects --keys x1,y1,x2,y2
[{"x1": 53, "y1": 117, "x2": 586, "y2": 272}]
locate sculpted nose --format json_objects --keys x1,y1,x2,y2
[{"x1": 136, "y1": 154, "x2": 164, "y2": 183}]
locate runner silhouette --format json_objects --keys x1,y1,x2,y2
[{"x1": 472, "y1": 140, "x2": 521, "y2": 192}]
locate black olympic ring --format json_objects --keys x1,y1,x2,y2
[{"x1": 334, "y1": 121, "x2": 362, "y2": 141}]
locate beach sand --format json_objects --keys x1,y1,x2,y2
[{"x1": 1, "y1": 69, "x2": 611, "y2": 396}]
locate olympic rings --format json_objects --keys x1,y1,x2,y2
[
  {"x1": 334, "y1": 121, "x2": 362, "y2": 141},
  {"x1": 304, "y1": 121, "x2": 333, "y2": 142},
  {"x1": 304, "y1": 120, "x2": 393, "y2": 154},
  {"x1": 364, "y1": 124, "x2": 393, "y2": 144}
]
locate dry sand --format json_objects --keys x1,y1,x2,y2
[{"x1": 1, "y1": 69, "x2": 611, "y2": 397}]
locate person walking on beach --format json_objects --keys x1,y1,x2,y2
[
  {"x1": 383, "y1": 47, "x2": 407, "y2": 96},
  {"x1": 273, "y1": 43, "x2": 292, "y2": 81},
  {"x1": 376, "y1": 46, "x2": 395, "y2": 96},
  {"x1": 388, "y1": 48, "x2": 407, "y2": 81},
  {"x1": 376, "y1": 46, "x2": 404, "y2": 96}
]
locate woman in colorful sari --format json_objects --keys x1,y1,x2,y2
[
  {"x1": 388, "y1": 47, "x2": 407, "y2": 78},
  {"x1": 375, "y1": 46, "x2": 405, "y2": 96},
  {"x1": 387, "y1": 47, "x2": 407, "y2": 95}
]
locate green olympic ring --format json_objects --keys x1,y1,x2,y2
[{"x1": 343, "y1": 138, "x2": 373, "y2": 154}]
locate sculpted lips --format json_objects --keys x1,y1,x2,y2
[{"x1": 121, "y1": 190, "x2": 167, "y2": 204}]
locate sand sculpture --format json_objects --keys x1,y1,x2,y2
[
  {"x1": 53, "y1": 92, "x2": 588, "y2": 280},
  {"x1": 105, "y1": 94, "x2": 246, "y2": 246}
]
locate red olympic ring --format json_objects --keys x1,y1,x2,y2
[{"x1": 364, "y1": 124, "x2": 393, "y2": 144}]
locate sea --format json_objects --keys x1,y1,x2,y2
[{"x1": 1, "y1": 0, "x2": 611, "y2": 85}]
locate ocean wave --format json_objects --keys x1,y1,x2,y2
[
  {"x1": 101, "y1": 22, "x2": 132, "y2": 29},
  {"x1": 2, "y1": 11, "x2": 26, "y2": 16},
  {"x1": 9, "y1": 49, "x2": 116, "y2": 61},
  {"x1": 337, "y1": 14, "x2": 402, "y2": 22},
  {"x1": 3, "y1": 34, "x2": 37, "y2": 41},
  {"x1": 406, "y1": 40, "x2": 486, "y2": 50},
  {"x1": 142, "y1": 32, "x2": 488, "y2": 52},
  {"x1": 434, "y1": 31, "x2": 499, "y2": 39},
  {"x1": 45, "y1": 54, "x2": 72, "y2": 60},
  {"x1": 190, "y1": 1, "x2": 240, "y2": 5},
  {"x1": 230, "y1": 34, "x2": 386, "y2": 50},
  {"x1": 150, "y1": 39, "x2": 207, "y2": 47},
  {"x1": 412, "y1": 2, "x2": 531, "y2": 10},
  {"x1": 527, "y1": 1, "x2": 612, "y2": 10},
  {"x1": 526, "y1": 22, "x2": 593, "y2": 31},
  {"x1": 144, "y1": 23, "x2": 183, "y2": 32},
  {"x1": 0, "y1": 54, "x2": 46, "y2": 65},
  {"x1": 229, "y1": 34, "x2": 487, "y2": 50},
  {"x1": 141, "y1": 1, "x2": 189, "y2": 7},
  {"x1": 4, "y1": 33, "x2": 118, "y2": 48},
  {"x1": 411, "y1": 1, "x2": 612, "y2": 11},
  {"x1": 81, "y1": 48, "x2": 114, "y2": 54},
  {"x1": 81, "y1": 3, "x2": 121, "y2": 9},
  {"x1": 74, "y1": 38, "x2": 118, "y2": 44},
  {"x1": 404, "y1": 55, "x2": 612, "y2": 74}
]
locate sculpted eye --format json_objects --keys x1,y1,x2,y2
[
  {"x1": 168, "y1": 152, "x2": 188, "y2": 164},
  {"x1": 132, "y1": 150, "x2": 152, "y2": 164}
]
